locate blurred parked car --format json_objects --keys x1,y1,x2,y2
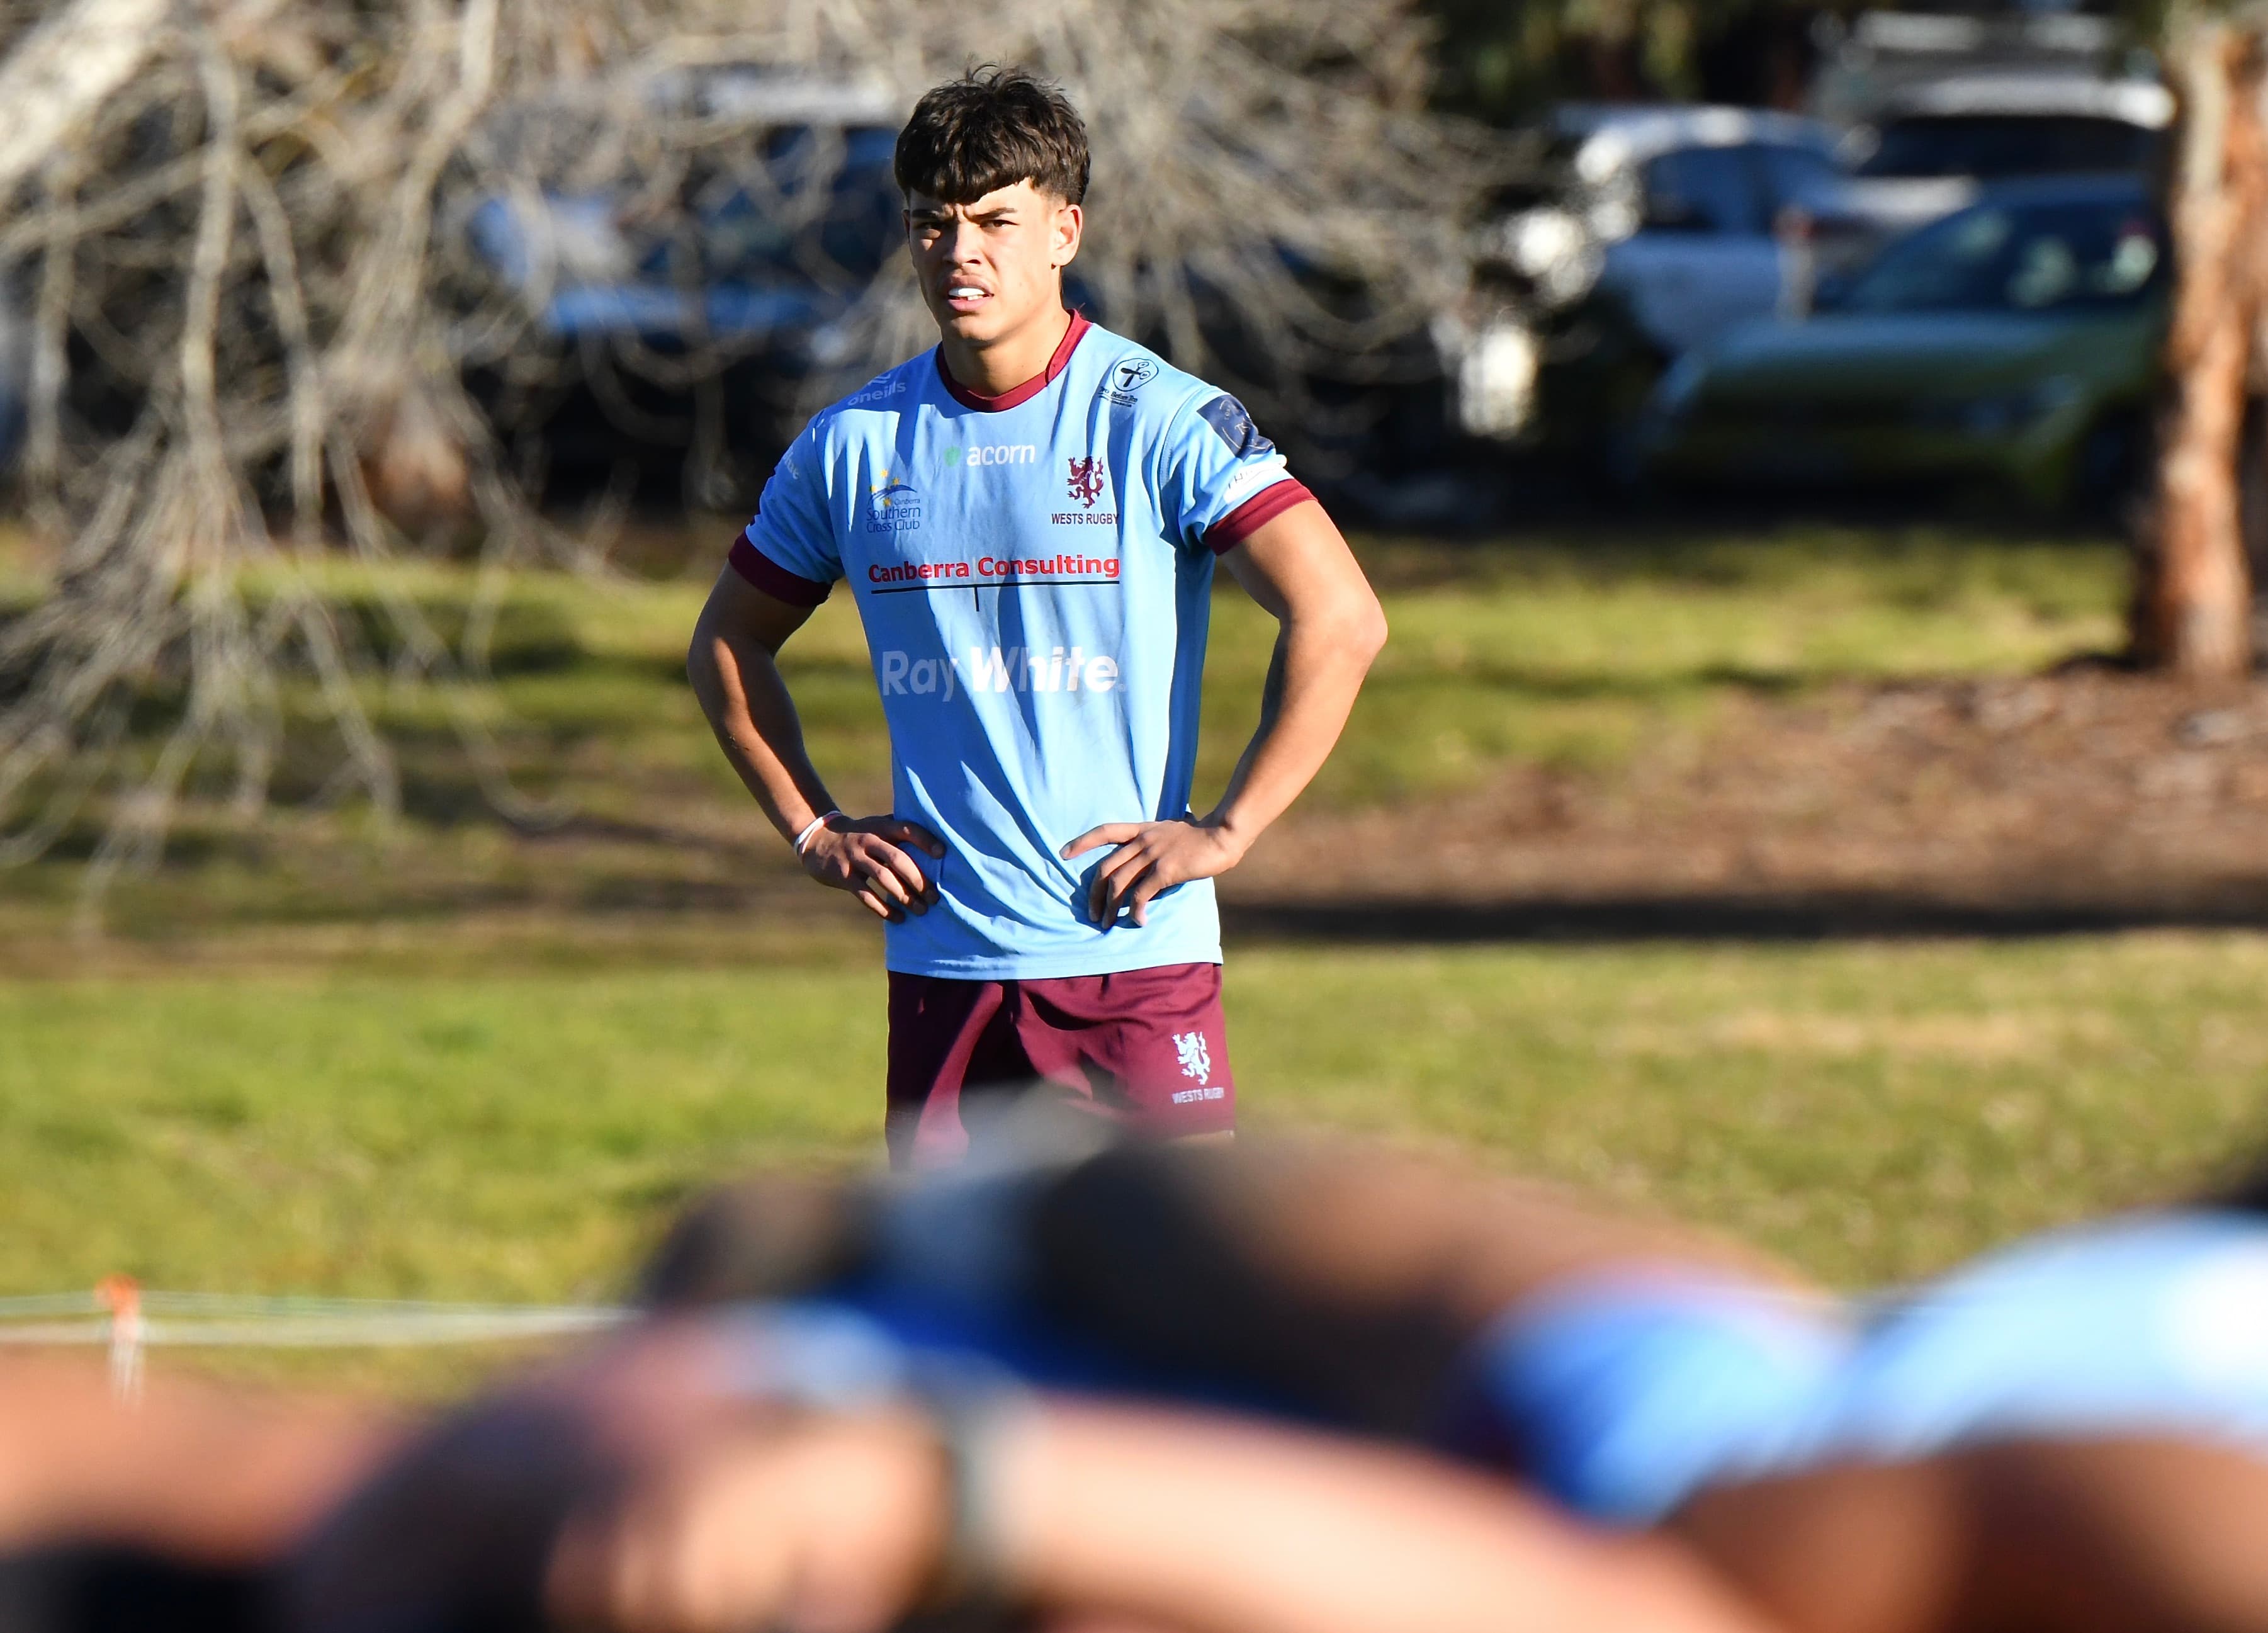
[
  {"x1": 1641, "y1": 176, "x2": 2165, "y2": 510},
  {"x1": 1807, "y1": 74, "x2": 2172, "y2": 274},
  {"x1": 1441, "y1": 105, "x2": 1846, "y2": 470},
  {"x1": 466, "y1": 71, "x2": 901, "y2": 501},
  {"x1": 471, "y1": 71, "x2": 1448, "y2": 509}
]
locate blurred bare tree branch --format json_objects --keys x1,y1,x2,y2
[
  {"x1": 0, "y1": 0, "x2": 1491, "y2": 915},
  {"x1": 0, "y1": 0, "x2": 169, "y2": 191}
]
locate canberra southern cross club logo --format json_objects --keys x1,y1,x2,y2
[
  {"x1": 1065, "y1": 455, "x2": 1107, "y2": 511},
  {"x1": 866, "y1": 472, "x2": 920, "y2": 533}
]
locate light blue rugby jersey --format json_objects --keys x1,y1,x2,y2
[
  {"x1": 1431, "y1": 1211, "x2": 2268, "y2": 1524},
  {"x1": 1777, "y1": 1209, "x2": 2268, "y2": 1464},
  {"x1": 732, "y1": 312, "x2": 1312, "y2": 980}
]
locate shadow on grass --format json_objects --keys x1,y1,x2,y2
[
  {"x1": 1365, "y1": 664, "x2": 1815, "y2": 701},
  {"x1": 1223, "y1": 889, "x2": 2268, "y2": 945}
]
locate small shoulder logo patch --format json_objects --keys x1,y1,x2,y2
[
  {"x1": 1100, "y1": 356, "x2": 1158, "y2": 408},
  {"x1": 1198, "y1": 394, "x2": 1275, "y2": 458}
]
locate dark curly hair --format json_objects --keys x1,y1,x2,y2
[{"x1": 894, "y1": 65, "x2": 1090, "y2": 206}]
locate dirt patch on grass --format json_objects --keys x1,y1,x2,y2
[
  {"x1": 1225, "y1": 669, "x2": 2268, "y2": 937},
  {"x1": 20, "y1": 667, "x2": 2268, "y2": 973}
]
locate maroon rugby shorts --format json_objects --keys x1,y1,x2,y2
[{"x1": 885, "y1": 962, "x2": 1234, "y2": 1169}]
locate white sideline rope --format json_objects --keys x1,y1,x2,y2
[
  {"x1": 0, "y1": 1294, "x2": 631, "y2": 1343},
  {"x1": 0, "y1": 1311, "x2": 629, "y2": 1347},
  {"x1": 0, "y1": 1284, "x2": 632, "y2": 1396}
]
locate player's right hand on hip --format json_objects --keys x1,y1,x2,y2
[{"x1": 801, "y1": 816, "x2": 945, "y2": 923}]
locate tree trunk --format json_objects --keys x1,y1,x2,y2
[{"x1": 2136, "y1": 17, "x2": 2268, "y2": 679}]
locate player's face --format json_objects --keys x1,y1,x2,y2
[{"x1": 904, "y1": 181, "x2": 1082, "y2": 348}]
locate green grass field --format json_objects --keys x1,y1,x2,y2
[
  {"x1": 9, "y1": 519, "x2": 2264, "y2": 1392},
  {"x1": 3, "y1": 935, "x2": 2262, "y2": 1299}
]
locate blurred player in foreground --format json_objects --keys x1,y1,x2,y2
[
  {"x1": 686, "y1": 67, "x2": 1385, "y2": 1166},
  {"x1": 638, "y1": 1130, "x2": 2268, "y2": 1633},
  {"x1": 11, "y1": 1129, "x2": 2268, "y2": 1632},
  {"x1": 283, "y1": 1307, "x2": 1769, "y2": 1633}
]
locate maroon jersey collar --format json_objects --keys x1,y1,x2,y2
[{"x1": 935, "y1": 308, "x2": 1092, "y2": 412}]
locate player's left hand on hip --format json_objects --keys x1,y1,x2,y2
[{"x1": 1062, "y1": 818, "x2": 1244, "y2": 928}]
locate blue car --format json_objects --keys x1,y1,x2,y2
[{"x1": 466, "y1": 109, "x2": 903, "y2": 494}]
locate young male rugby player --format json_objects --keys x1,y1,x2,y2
[{"x1": 687, "y1": 69, "x2": 1387, "y2": 1167}]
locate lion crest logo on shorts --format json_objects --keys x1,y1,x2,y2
[{"x1": 1173, "y1": 1029, "x2": 1212, "y2": 1085}]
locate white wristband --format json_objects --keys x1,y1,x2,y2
[{"x1": 792, "y1": 810, "x2": 842, "y2": 856}]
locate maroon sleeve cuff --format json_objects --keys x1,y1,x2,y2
[
  {"x1": 728, "y1": 536, "x2": 832, "y2": 606},
  {"x1": 1205, "y1": 479, "x2": 1318, "y2": 554}
]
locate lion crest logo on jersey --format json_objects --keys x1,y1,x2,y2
[
  {"x1": 1173, "y1": 1030, "x2": 1212, "y2": 1084},
  {"x1": 1066, "y1": 456, "x2": 1107, "y2": 511}
]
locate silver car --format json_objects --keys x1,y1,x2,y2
[{"x1": 1445, "y1": 104, "x2": 1846, "y2": 449}]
